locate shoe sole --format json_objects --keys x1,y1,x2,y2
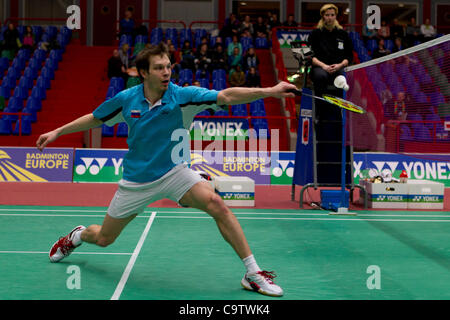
[{"x1": 240, "y1": 278, "x2": 283, "y2": 297}]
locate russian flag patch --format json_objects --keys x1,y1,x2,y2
[{"x1": 131, "y1": 110, "x2": 141, "y2": 118}]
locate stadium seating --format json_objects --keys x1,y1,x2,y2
[
  {"x1": 0, "y1": 119, "x2": 12, "y2": 135},
  {"x1": 31, "y1": 85, "x2": 46, "y2": 100},
  {"x1": 102, "y1": 124, "x2": 115, "y2": 137},
  {"x1": 25, "y1": 96, "x2": 42, "y2": 112},
  {"x1": 0, "y1": 83, "x2": 11, "y2": 99},
  {"x1": 232, "y1": 104, "x2": 248, "y2": 116},
  {"x1": 255, "y1": 37, "x2": 269, "y2": 49},
  {"x1": 214, "y1": 109, "x2": 229, "y2": 117},
  {"x1": 116, "y1": 122, "x2": 129, "y2": 137},
  {"x1": 22, "y1": 105, "x2": 37, "y2": 123},
  {"x1": 12, "y1": 118, "x2": 32, "y2": 135},
  {"x1": 110, "y1": 77, "x2": 125, "y2": 91},
  {"x1": 251, "y1": 118, "x2": 270, "y2": 138},
  {"x1": 7, "y1": 97, "x2": 23, "y2": 112}
]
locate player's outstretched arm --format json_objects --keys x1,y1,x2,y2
[
  {"x1": 217, "y1": 81, "x2": 297, "y2": 106},
  {"x1": 36, "y1": 113, "x2": 102, "y2": 151}
]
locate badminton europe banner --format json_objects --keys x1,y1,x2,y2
[{"x1": 0, "y1": 147, "x2": 74, "y2": 182}]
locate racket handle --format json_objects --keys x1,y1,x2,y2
[{"x1": 286, "y1": 88, "x2": 303, "y2": 96}]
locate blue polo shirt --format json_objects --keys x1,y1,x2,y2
[{"x1": 93, "y1": 82, "x2": 221, "y2": 183}]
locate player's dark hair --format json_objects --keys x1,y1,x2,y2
[{"x1": 135, "y1": 42, "x2": 170, "y2": 81}]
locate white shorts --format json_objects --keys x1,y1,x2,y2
[{"x1": 107, "y1": 163, "x2": 202, "y2": 219}]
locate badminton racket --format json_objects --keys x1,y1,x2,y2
[{"x1": 287, "y1": 88, "x2": 365, "y2": 114}]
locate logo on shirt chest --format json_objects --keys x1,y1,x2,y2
[{"x1": 131, "y1": 110, "x2": 141, "y2": 118}]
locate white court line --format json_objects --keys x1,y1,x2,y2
[
  {"x1": 0, "y1": 251, "x2": 132, "y2": 255},
  {"x1": 111, "y1": 211, "x2": 157, "y2": 301},
  {"x1": 0, "y1": 208, "x2": 449, "y2": 218},
  {"x1": 0, "y1": 213, "x2": 106, "y2": 218},
  {"x1": 0, "y1": 212, "x2": 449, "y2": 222},
  {"x1": 154, "y1": 215, "x2": 450, "y2": 223},
  {"x1": 150, "y1": 211, "x2": 450, "y2": 218}
]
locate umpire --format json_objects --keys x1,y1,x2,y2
[{"x1": 308, "y1": 3, "x2": 353, "y2": 98}]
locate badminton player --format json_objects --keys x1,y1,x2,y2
[{"x1": 36, "y1": 42, "x2": 297, "y2": 297}]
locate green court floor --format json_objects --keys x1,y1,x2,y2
[{"x1": 0, "y1": 205, "x2": 449, "y2": 300}]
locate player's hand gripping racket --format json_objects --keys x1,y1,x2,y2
[{"x1": 287, "y1": 89, "x2": 365, "y2": 114}]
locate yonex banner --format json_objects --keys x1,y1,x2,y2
[
  {"x1": 73, "y1": 148, "x2": 127, "y2": 183},
  {"x1": 0, "y1": 147, "x2": 73, "y2": 182},
  {"x1": 189, "y1": 119, "x2": 249, "y2": 141},
  {"x1": 277, "y1": 29, "x2": 312, "y2": 48},
  {"x1": 270, "y1": 152, "x2": 295, "y2": 185},
  {"x1": 353, "y1": 152, "x2": 450, "y2": 187}
]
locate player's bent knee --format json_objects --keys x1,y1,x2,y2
[
  {"x1": 208, "y1": 192, "x2": 226, "y2": 209},
  {"x1": 96, "y1": 236, "x2": 116, "y2": 247}
]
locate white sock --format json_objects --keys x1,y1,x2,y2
[
  {"x1": 242, "y1": 254, "x2": 261, "y2": 274},
  {"x1": 71, "y1": 229, "x2": 83, "y2": 246}
]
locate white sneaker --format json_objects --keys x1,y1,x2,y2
[
  {"x1": 49, "y1": 225, "x2": 86, "y2": 263},
  {"x1": 241, "y1": 271, "x2": 284, "y2": 297}
]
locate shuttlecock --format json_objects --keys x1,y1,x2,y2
[
  {"x1": 334, "y1": 75, "x2": 349, "y2": 91},
  {"x1": 381, "y1": 168, "x2": 393, "y2": 183}
]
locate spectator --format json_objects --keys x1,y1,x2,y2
[
  {"x1": 21, "y1": 26, "x2": 35, "y2": 51},
  {"x1": 119, "y1": 9, "x2": 135, "y2": 39},
  {"x1": 283, "y1": 14, "x2": 298, "y2": 28},
  {"x1": 229, "y1": 64, "x2": 246, "y2": 87},
  {"x1": 165, "y1": 38, "x2": 174, "y2": 48},
  {"x1": 196, "y1": 36, "x2": 209, "y2": 52},
  {"x1": 193, "y1": 80, "x2": 201, "y2": 87},
  {"x1": 241, "y1": 28, "x2": 253, "y2": 41},
  {"x1": 253, "y1": 16, "x2": 268, "y2": 38},
  {"x1": 391, "y1": 91, "x2": 407, "y2": 120},
  {"x1": 211, "y1": 44, "x2": 228, "y2": 71},
  {"x1": 268, "y1": 13, "x2": 282, "y2": 33},
  {"x1": 107, "y1": 49, "x2": 128, "y2": 82},
  {"x1": 194, "y1": 43, "x2": 212, "y2": 73},
  {"x1": 119, "y1": 43, "x2": 130, "y2": 69},
  {"x1": 240, "y1": 15, "x2": 254, "y2": 35},
  {"x1": 362, "y1": 24, "x2": 377, "y2": 45},
  {"x1": 245, "y1": 66, "x2": 261, "y2": 87},
  {"x1": 179, "y1": 40, "x2": 195, "y2": 71},
  {"x1": 307, "y1": 4, "x2": 353, "y2": 98},
  {"x1": 168, "y1": 43, "x2": 180, "y2": 78},
  {"x1": 40, "y1": 38, "x2": 61, "y2": 52},
  {"x1": 405, "y1": 17, "x2": 420, "y2": 47},
  {"x1": 220, "y1": 13, "x2": 240, "y2": 39},
  {"x1": 227, "y1": 35, "x2": 242, "y2": 56},
  {"x1": 228, "y1": 46, "x2": 243, "y2": 70},
  {"x1": 392, "y1": 37, "x2": 404, "y2": 53},
  {"x1": 242, "y1": 47, "x2": 259, "y2": 71},
  {"x1": 213, "y1": 36, "x2": 223, "y2": 49},
  {"x1": 420, "y1": 18, "x2": 436, "y2": 41},
  {"x1": 372, "y1": 38, "x2": 391, "y2": 59},
  {"x1": 2, "y1": 23, "x2": 21, "y2": 58},
  {"x1": 390, "y1": 18, "x2": 405, "y2": 40},
  {"x1": 377, "y1": 20, "x2": 390, "y2": 40}
]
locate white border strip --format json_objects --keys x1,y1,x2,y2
[
  {"x1": 110, "y1": 211, "x2": 156, "y2": 300},
  {"x1": 0, "y1": 211, "x2": 449, "y2": 219},
  {"x1": 345, "y1": 34, "x2": 450, "y2": 71},
  {"x1": 0, "y1": 251, "x2": 132, "y2": 255},
  {"x1": 154, "y1": 215, "x2": 450, "y2": 223}
]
